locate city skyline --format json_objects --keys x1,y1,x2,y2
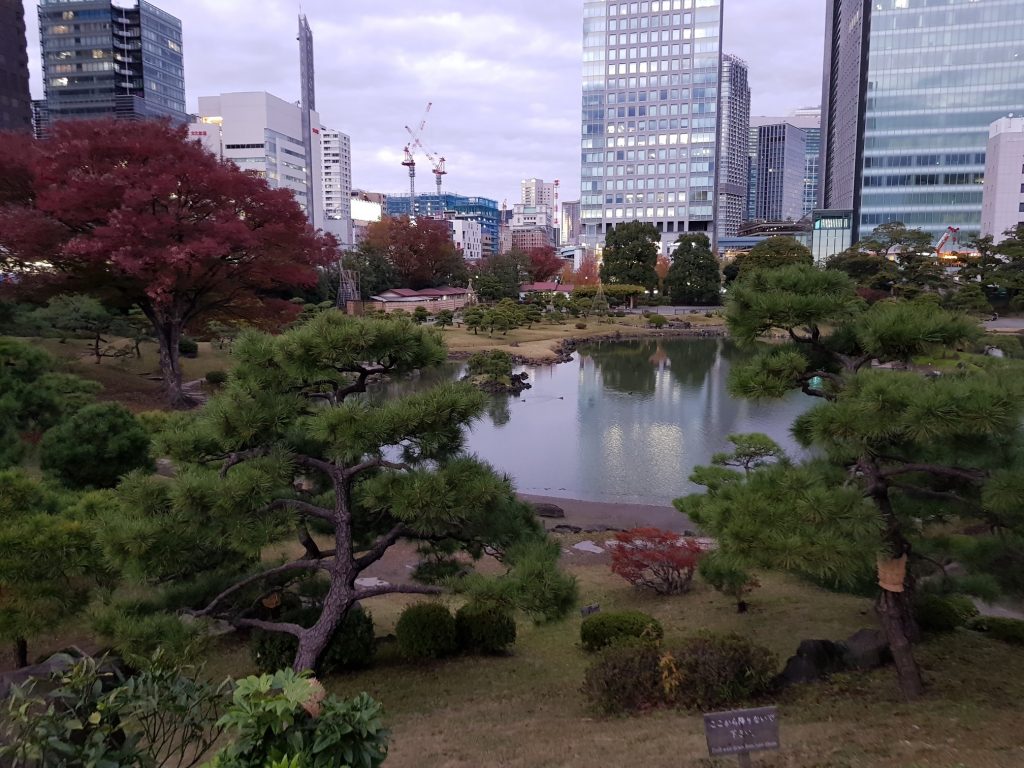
[{"x1": 20, "y1": 0, "x2": 826, "y2": 207}]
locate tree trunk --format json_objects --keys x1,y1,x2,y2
[
  {"x1": 93, "y1": 332, "x2": 102, "y2": 364},
  {"x1": 153, "y1": 318, "x2": 193, "y2": 409},
  {"x1": 15, "y1": 637, "x2": 28, "y2": 668},
  {"x1": 293, "y1": 575, "x2": 353, "y2": 672},
  {"x1": 877, "y1": 588, "x2": 924, "y2": 700}
]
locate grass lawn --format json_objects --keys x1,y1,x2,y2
[
  {"x1": 442, "y1": 313, "x2": 724, "y2": 361},
  {"x1": 201, "y1": 540, "x2": 1024, "y2": 768},
  {"x1": 23, "y1": 337, "x2": 234, "y2": 411}
]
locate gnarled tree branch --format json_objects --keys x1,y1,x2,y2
[
  {"x1": 354, "y1": 523, "x2": 412, "y2": 570},
  {"x1": 353, "y1": 583, "x2": 443, "y2": 601},
  {"x1": 195, "y1": 559, "x2": 330, "y2": 617}
]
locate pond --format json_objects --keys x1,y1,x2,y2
[{"x1": 376, "y1": 337, "x2": 811, "y2": 507}]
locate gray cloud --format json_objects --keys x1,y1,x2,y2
[{"x1": 22, "y1": 0, "x2": 824, "y2": 207}]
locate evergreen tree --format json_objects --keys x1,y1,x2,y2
[
  {"x1": 599, "y1": 221, "x2": 659, "y2": 290},
  {"x1": 97, "y1": 312, "x2": 574, "y2": 672},
  {"x1": 665, "y1": 233, "x2": 721, "y2": 305}
]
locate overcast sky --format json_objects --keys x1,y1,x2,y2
[{"x1": 23, "y1": 0, "x2": 825, "y2": 207}]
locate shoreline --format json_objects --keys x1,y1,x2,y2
[{"x1": 518, "y1": 492, "x2": 695, "y2": 533}]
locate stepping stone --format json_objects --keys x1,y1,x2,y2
[
  {"x1": 355, "y1": 577, "x2": 390, "y2": 588},
  {"x1": 572, "y1": 540, "x2": 605, "y2": 554}
]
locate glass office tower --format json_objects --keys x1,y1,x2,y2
[
  {"x1": 581, "y1": 0, "x2": 724, "y2": 254},
  {"x1": 822, "y1": 0, "x2": 1024, "y2": 241},
  {"x1": 717, "y1": 54, "x2": 750, "y2": 240},
  {"x1": 38, "y1": 0, "x2": 185, "y2": 128}
]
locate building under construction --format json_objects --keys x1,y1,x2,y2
[{"x1": 385, "y1": 193, "x2": 501, "y2": 258}]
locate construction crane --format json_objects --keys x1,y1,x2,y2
[
  {"x1": 935, "y1": 226, "x2": 961, "y2": 259},
  {"x1": 401, "y1": 101, "x2": 432, "y2": 221},
  {"x1": 406, "y1": 134, "x2": 448, "y2": 218}
]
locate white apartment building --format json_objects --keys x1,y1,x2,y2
[
  {"x1": 981, "y1": 117, "x2": 1024, "y2": 243},
  {"x1": 521, "y1": 178, "x2": 555, "y2": 208},
  {"x1": 511, "y1": 204, "x2": 555, "y2": 228},
  {"x1": 191, "y1": 91, "x2": 324, "y2": 228},
  {"x1": 451, "y1": 219, "x2": 483, "y2": 261},
  {"x1": 321, "y1": 127, "x2": 353, "y2": 246}
]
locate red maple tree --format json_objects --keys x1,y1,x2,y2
[
  {"x1": 573, "y1": 255, "x2": 601, "y2": 286},
  {"x1": 362, "y1": 215, "x2": 469, "y2": 290},
  {"x1": 610, "y1": 527, "x2": 704, "y2": 595},
  {"x1": 0, "y1": 120, "x2": 337, "y2": 407},
  {"x1": 525, "y1": 245, "x2": 565, "y2": 283}
]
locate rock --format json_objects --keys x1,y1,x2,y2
[
  {"x1": 533, "y1": 502, "x2": 565, "y2": 519},
  {"x1": 550, "y1": 524, "x2": 582, "y2": 534},
  {"x1": 581, "y1": 524, "x2": 623, "y2": 533},
  {"x1": 777, "y1": 639, "x2": 848, "y2": 686},
  {"x1": 842, "y1": 628, "x2": 892, "y2": 671},
  {"x1": 155, "y1": 457, "x2": 176, "y2": 477},
  {"x1": 572, "y1": 540, "x2": 605, "y2": 554},
  {"x1": 180, "y1": 613, "x2": 236, "y2": 638}
]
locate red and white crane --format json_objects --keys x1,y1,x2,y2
[{"x1": 401, "y1": 101, "x2": 431, "y2": 221}]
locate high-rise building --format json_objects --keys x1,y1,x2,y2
[
  {"x1": 561, "y1": 199, "x2": 582, "y2": 246},
  {"x1": 192, "y1": 92, "x2": 324, "y2": 227},
  {"x1": 0, "y1": 0, "x2": 32, "y2": 132},
  {"x1": 717, "y1": 54, "x2": 750, "y2": 240},
  {"x1": 521, "y1": 178, "x2": 555, "y2": 208},
  {"x1": 297, "y1": 15, "x2": 318, "y2": 230},
  {"x1": 821, "y1": 0, "x2": 1024, "y2": 241},
  {"x1": 749, "y1": 119, "x2": 807, "y2": 223},
  {"x1": 451, "y1": 219, "x2": 483, "y2": 261},
  {"x1": 37, "y1": 0, "x2": 185, "y2": 129},
  {"x1": 981, "y1": 118, "x2": 1024, "y2": 244},
  {"x1": 793, "y1": 107, "x2": 821, "y2": 219},
  {"x1": 321, "y1": 127, "x2": 352, "y2": 245},
  {"x1": 580, "y1": 0, "x2": 724, "y2": 253},
  {"x1": 386, "y1": 193, "x2": 500, "y2": 257}
]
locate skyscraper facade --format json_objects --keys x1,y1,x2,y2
[
  {"x1": 821, "y1": 0, "x2": 1024, "y2": 241},
  {"x1": 790, "y1": 107, "x2": 821, "y2": 218},
  {"x1": 192, "y1": 92, "x2": 324, "y2": 227},
  {"x1": 521, "y1": 178, "x2": 555, "y2": 208},
  {"x1": 0, "y1": 0, "x2": 32, "y2": 132},
  {"x1": 980, "y1": 118, "x2": 1024, "y2": 243},
  {"x1": 580, "y1": 0, "x2": 724, "y2": 254},
  {"x1": 298, "y1": 15, "x2": 318, "y2": 229},
  {"x1": 748, "y1": 118, "x2": 807, "y2": 223},
  {"x1": 716, "y1": 54, "x2": 750, "y2": 239},
  {"x1": 37, "y1": 0, "x2": 185, "y2": 127},
  {"x1": 561, "y1": 199, "x2": 582, "y2": 246},
  {"x1": 322, "y1": 127, "x2": 352, "y2": 245}
]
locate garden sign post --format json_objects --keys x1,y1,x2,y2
[{"x1": 703, "y1": 706, "x2": 779, "y2": 766}]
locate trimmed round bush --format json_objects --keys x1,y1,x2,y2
[
  {"x1": 455, "y1": 603, "x2": 517, "y2": 654},
  {"x1": 250, "y1": 605, "x2": 375, "y2": 674},
  {"x1": 669, "y1": 632, "x2": 778, "y2": 711},
  {"x1": 913, "y1": 593, "x2": 978, "y2": 634},
  {"x1": 580, "y1": 610, "x2": 663, "y2": 652},
  {"x1": 40, "y1": 402, "x2": 152, "y2": 489},
  {"x1": 205, "y1": 369, "x2": 227, "y2": 385},
  {"x1": 178, "y1": 336, "x2": 198, "y2": 356},
  {"x1": 648, "y1": 314, "x2": 668, "y2": 328},
  {"x1": 582, "y1": 639, "x2": 664, "y2": 714},
  {"x1": 395, "y1": 603, "x2": 457, "y2": 661},
  {"x1": 575, "y1": 322, "x2": 588, "y2": 330},
  {"x1": 969, "y1": 616, "x2": 1024, "y2": 646}
]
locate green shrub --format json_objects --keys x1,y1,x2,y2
[
  {"x1": 395, "y1": 603, "x2": 457, "y2": 660},
  {"x1": 412, "y1": 306, "x2": 429, "y2": 324},
  {"x1": 135, "y1": 409, "x2": 173, "y2": 437},
  {"x1": 969, "y1": 616, "x2": 1024, "y2": 646},
  {"x1": 580, "y1": 610, "x2": 663, "y2": 652},
  {"x1": 91, "y1": 607, "x2": 203, "y2": 669},
  {"x1": 581, "y1": 640, "x2": 665, "y2": 714},
  {"x1": 205, "y1": 369, "x2": 228, "y2": 385},
  {"x1": 209, "y1": 669, "x2": 388, "y2": 768},
  {"x1": 40, "y1": 402, "x2": 153, "y2": 489},
  {"x1": 455, "y1": 603, "x2": 517, "y2": 654},
  {"x1": 913, "y1": 593, "x2": 978, "y2": 633},
  {"x1": 575, "y1": 322, "x2": 587, "y2": 330},
  {"x1": 648, "y1": 314, "x2": 667, "y2": 328},
  {"x1": 250, "y1": 605, "x2": 375, "y2": 674},
  {"x1": 412, "y1": 556, "x2": 469, "y2": 585},
  {"x1": 669, "y1": 632, "x2": 777, "y2": 711},
  {"x1": 178, "y1": 336, "x2": 198, "y2": 356}
]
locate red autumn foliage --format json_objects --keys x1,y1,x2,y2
[
  {"x1": 610, "y1": 527, "x2": 704, "y2": 595},
  {"x1": 573, "y1": 256, "x2": 600, "y2": 286},
  {"x1": 362, "y1": 215, "x2": 469, "y2": 290},
  {"x1": 0, "y1": 119, "x2": 337, "y2": 407},
  {"x1": 525, "y1": 245, "x2": 565, "y2": 283}
]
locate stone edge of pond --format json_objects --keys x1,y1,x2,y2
[{"x1": 447, "y1": 325, "x2": 729, "y2": 367}]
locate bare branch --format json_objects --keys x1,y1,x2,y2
[
  {"x1": 218, "y1": 447, "x2": 268, "y2": 478},
  {"x1": 353, "y1": 583, "x2": 443, "y2": 601},
  {"x1": 881, "y1": 464, "x2": 988, "y2": 483},
  {"x1": 266, "y1": 498, "x2": 335, "y2": 523},
  {"x1": 231, "y1": 618, "x2": 306, "y2": 637},
  {"x1": 294, "y1": 453, "x2": 341, "y2": 481},
  {"x1": 345, "y1": 456, "x2": 414, "y2": 478},
  {"x1": 355, "y1": 523, "x2": 411, "y2": 570},
  {"x1": 195, "y1": 559, "x2": 330, "y2": 616}
]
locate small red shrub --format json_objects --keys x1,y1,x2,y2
[{"x1": 610, "y1": 527, "x2": 704, "y2": 595}]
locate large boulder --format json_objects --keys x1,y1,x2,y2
[
  {"x1": 777, "y1": 639, "x2": 848, "y2": 686},
  {"x1": 841, "y1": 628, "x2": 892, "y2": 671},
  {"x1": 533, "y1": 502, "x2": 565, "y2": 519}
]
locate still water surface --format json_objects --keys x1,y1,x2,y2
[{"x1": 379, "y1": 338, "x2": 810, "y2": 506}]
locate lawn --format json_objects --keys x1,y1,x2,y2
[
  {"x1": 202, "y1": 539, "x2": 1024, "y2": 768},
  {"x1": 23, "y1": 336, "x2": 234, "y2": 411}
]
